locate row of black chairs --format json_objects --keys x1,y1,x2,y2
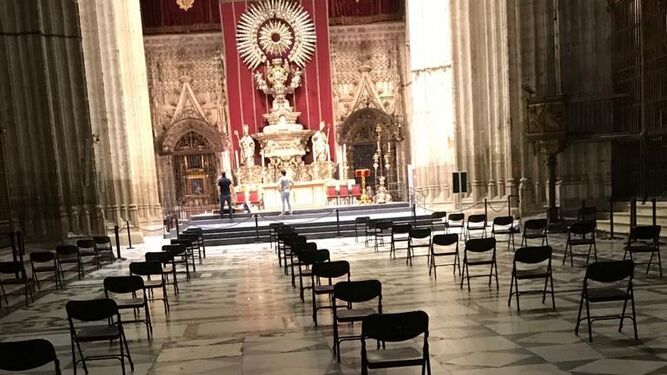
[{"x1": 270, "y1": 223, "x2": 433, "y2": 374}]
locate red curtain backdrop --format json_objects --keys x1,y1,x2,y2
[
  {"x1": 220, "y1": 0, "x2": 336, "y2": 162},
  {"x1": 140, "y1": 0, "x2": 221, "y2": 34}
]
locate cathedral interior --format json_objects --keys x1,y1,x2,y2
[{"x1": 0, "y1": 0, "x2": 666, "y2": 374}]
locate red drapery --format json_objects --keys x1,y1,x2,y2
[
  {"x1": 220, "y1": 0, "x2": 336, "y2": 162},
  {"x1": 328, "y1": 0, "x2": 403, "y2": 25},
  {"x1": 140, "y1": 0, "x2": 221, "y2": 34}
]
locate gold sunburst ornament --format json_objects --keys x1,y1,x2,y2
[
  {"x1": 177, "y1": 0, "x2": 195, "y2": 11},
  {"x1": 236, "y1": 0, "x2": 316, "y2": 70}
]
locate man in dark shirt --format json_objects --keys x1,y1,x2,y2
[{"x1": 218, "y1": 172, "x2": 234, "y2": 220}]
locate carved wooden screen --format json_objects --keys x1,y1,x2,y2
[{"x1": 173, "y1": 131, "x2": 219, "y2": 217}]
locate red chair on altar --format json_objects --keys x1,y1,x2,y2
[
  {"x1": 235, "y1": 191, "x2": 246, "y2": 204},
  {"x1": 339, "y1": 185, "x2": 351, "y2": 205},
  {"x1": 351, "y1": 184, "x2": 362, "y2": 203},
  {"x1": 327, "y1": 186, "x2": 338, "y2": 205},
  {"x1": 249, "y1": 190, "x2": 263, "y2": 210}
]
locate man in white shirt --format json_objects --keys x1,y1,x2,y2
[{"x1": 278, "y1": 170, "x2": 293, "y2": 215}]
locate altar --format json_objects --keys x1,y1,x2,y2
[{"x1": 261, "y1": 180, "x2": 328, "y2": 210}]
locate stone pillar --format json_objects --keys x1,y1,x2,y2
[
  {"x1": 407, "y1": 0, "x2": 457, "y2": 205},
  {"x1": 78, "y1": 0, "x2": 163, "y2": 234},
  {"x1": 0, "y1": 0, "x2": 104, "y2": 240}
]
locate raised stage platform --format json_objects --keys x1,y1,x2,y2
[{"x1": 180, "y1": 202, "x2": 434, "y2": 246}]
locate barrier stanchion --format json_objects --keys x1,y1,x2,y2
[
  {"x1": 255, "y1": 214, "x2": 260, "y2": 242},
  {"x1": 336, "y1": 209, "x2": 341, "y2": 237},
  {"x1": 175, "y1": 213, "x2": 180, "y2": 237},
  {"x1": 652, "y1": 198, "x2": 657, "y2": 227},
  {"x1": 412, "y1": 203, "x2": 417, "y2": 223},
  {"x1": 484, "y1": 199, "x2": 488, "y2": 219},
  {"x1": 630, "y1": 197, "x2": 637, "y2": 229},
  {"x1": 114, "y1": 225, "x2": 121, "y2": 259},
  {"x1": 126, "y1": 220, "x2": 134, "y2": 249}
]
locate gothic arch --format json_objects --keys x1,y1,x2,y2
[
  {"x1": 338, "y1": 107, "x2": 400, "y2": 145},
  {"x1": 158, "y1": 118, "x2": 225, "y2": 155}
]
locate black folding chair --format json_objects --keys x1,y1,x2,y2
[
  {"x1": 374, "y1": 220, "x2": 393, "y2": 253},
  {"x1": 460, "y1": 238, "x2": 498, "y2": 291},
  {"x1": 30, "y1": 251, "x2": 62, "y2": 289},
  {"x1": 170, "y1": 238, "x2": 196, "y2": 273},
  {"x1": 407, "y1": 228, "x2": 431, "y2": 266},
  {"x1": 163, "y1": 244, "x2": 190, "y2": 281},
  {"x1": 0, "y1": 261, "x2": 33, "y2": 306},
  {"x1": 466, "y1": 214, "x2": 487, "y2": 239},
  {"x1": 311, "y1": 260, "x2": 350, "y2": 326},
  {"x1": 184, "y1": 227, "x2": 206, "y2": 259},
  {"x1": 364, "y1": 220, "x2": 377, "y2": 247},
  {"x1": 492, "y1": 216, "x2": 518, "y2": 251},
  {"x1": 177, "y1": 232, "x2": 201, "y2": 266},
  {"x1": 66, "y1": 299, "x2": 134, "y2": 375},
  {"x1": 430, "y1": 211, "x2": 447, "y2": 233},
  {"x1": 146, "y1": 251, "x2": 179, "y2": 295},
  {"x1": 521, "y1": 219, "x2": 548, "y2": 247},
  {"x1": 130, "y1": 262, "x2": 170, "y2": 314},
  {"x1": 355, "y1": 216, "x2": 370, "y2": 243},
  {"x1": 575, "y1": 260, "x2": 637, "y2": 342},
  {"x1": 508, "y1": 246, "x2": 555, "y2": 311},
  {"x1": 624, "y1": 225, "x2": 662, "y2": 277},
  {"x1": 283, "y1": 235, "x2": 307, "y2": 277},
  {"x1": 56, "y1": 245, "x2": 84, "y2": 280},
  {"x1": 564, "y1": 220, "x2": 597, "y2": 266},
  {"x1": 390, "y1": 224, "x2": 411, "y2": 260},
  {"x1": 104, "y1": 276, "x2": 152, "y2": 340},
  {"x1": 445, "y1": 213, "x2": 465, "y2": 235},
  {"x1": 268, "y1": 222, "x2": 284, "y2": 250},
  {"x1": 333, "y1": 280, "x2": 382, "y2": 362},
  {"x1": 290, "y1": 241, "x2": 317, "y2": 288},
  {"x1": 0, "y1": 339, "x2": 61, "y2": 374},
  {"x1": 429, "y1": 233, "x2": 460, "y2": 278},
  {"x1": 93, "y1": 235, "x2": 115, "y2": 265},
  {"x1": 361, "y1": 311, "x2": 431, "y2": 375},
  {"x1": 77, "y1": 239, "x2": 100, "y2": 271},
  {"x1": 298, "y1": 249, "x2": 330, "y2": 303}
]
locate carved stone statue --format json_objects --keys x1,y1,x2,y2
[
  {"x1": 311, "y1": 121, "x2": 329, "y2": 162},
  {"x1": 235, "y1": 124, "x2": 256, "y2": 166}
]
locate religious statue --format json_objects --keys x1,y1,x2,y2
[
  {"x1": 254, "y1": 58, "x2": 303, "y2": 117},
  {"x1": 311, "y1": 121, "x2": 329, "y2": 162},
  {"x1": 235, "y1": 124, "x2": 256, "y2": 166}
]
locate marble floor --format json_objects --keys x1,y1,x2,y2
[{"x1": 1, "y1": 233, "x2": 667, "y2": 374}]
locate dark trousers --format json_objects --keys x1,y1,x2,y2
[{"x1": 220, "y1": 194, "x2": 233, "y2": 219}]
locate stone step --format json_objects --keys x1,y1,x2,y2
[{"x1": 597, "y1": 220, "x2": 667, "y2": 239}]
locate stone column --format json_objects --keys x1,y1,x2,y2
[{"x1": 78, "y1": 0, "x2": 163, "y2": 235}]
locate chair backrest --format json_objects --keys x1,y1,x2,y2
[
  {"x1": 292, "y1": 242, "x2": 317, "y2": 256},
  {"x1": 0, "y1": 339, "x2": 60, "y2": 373},
  {"x1": 76, "y1": 239, "x2": 95, "y2": 250},
  {"x1": 514, "y1": 246, "x2": 552, "y2": 264},
  {"x1": 285, "y1": 236, "x2": 307, "y2": 248},
  {"x1": 312, "y1": 260, "x2": 350, "y2": 279},
  {"x1": 409, "y1": 228, "x2": 431, "y2": 239},
  {"x1": 569, "y1": 220, "x2": 596, "y2": 235},
  {"x1": 524, "y1": 218, "x2": 548, "y2": 231},
  {"x1": 163, "y1": 244, "x2": 186, "y2": 256},
  {"x1": 93, "y1": 236, "x2": 111, "y2": 246},
  {"x1": 468, "y1": 214, "x2": 486, "y2": 226},
  {"x1": 179, "y1": 232, "x2": 198, "y2": 242},
  {"x1": 104, "y1": 275, "x2": 144, "y2": 295},
  {"x1": 327, "y1": 186, "x2": 337, "y2": 197},
  {"x1": 465, "y1": 237, "x2": 496, "y2": 253},
  {"x1": 629, "y1": 225, "x2": 661, "y2": 241},
  {"x1": 365, "y1": 219, "x2": 377, "y2": 229},
  {"x1": 362, "y1": 311, "x2": 429, "y2": 342},
  {"x1": 577, "y1": 206, "x2": 597, "y2": 221},
  {"x1": 351, "y1": 184, "x2": 361, "y2": 195},
  {"x1": 392, "y1": 224, "x2": 412, "y2": 235},
  {"x1": 376, "y1": 220, "x2": 393, "y2": 231},
  {"x1": 236, "y1": 191, "x2": 246, "y2": 202},
  {"x1": 448, "y1": 213, "x2": 465, "y2": 224},
  {"x1": 129, "y1": 261, "x2": 163, "y2": 277},
  {"x1": 171, "y1": 238, "x2": 193, "y2": 248},
  {"x1": 30, "y1": 251, "x2": 55, "y2": 263},
  {"x1": 66, "y1": 298, "x2": 118, "y2": 322},
  {"x1": 279, "y1": 232, "x2": 299, "y2": 242},
  {"x1": 339, "y1": 185, "x2": 350, "y2": 196},
  {"x1": 493, "y1": 215, "x2": 513, "y2": 227},
  {"x1": 431, "y1": 211, "x2": 447, "y2": 221},
  {"x1": 0, "y1": 261, "x2": 23, "y2": 275},
  {"x1": 355, "y1": 216, "x2": 370, "y2": 225},
  {"x1": 298, "y1": 249, "x2": 330, "y2": 265},
  {"x1": 249, "y1": 191, "x2": 261, "y2": 203},
  {"x1": 585, "y1": 260, "x2": 634, "y2": 283},
  {"x1": 432, "y1": 233, "x2": 458, "y2": 246},
  {"x1": 145, "y1": 251, "x2": 173, "y2": 264},
  {"x1": 334, "y1": 280, "x2": 381, "y2": 303},
  {"x1": 56, "y1": 245, "x2": 78, "y2": 257}
]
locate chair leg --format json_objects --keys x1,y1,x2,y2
[
  {"x1": 585, "y1": 299, "x2": 593, "y2": 342},
  {"x1": 507, "y1": 274, "x2": 514, "y2": 307},
  {"x1": 494, "y1": 262, "x2": 499, "y2": 290},
  {"x1": 593, "y1": 241, "x2": 598, "y2": 262},
  {"x1": 515, "y1": 277, "x2": 521, "y2": 311},
  {"x1": 657, "y1": 248, "x2": 663, "y2": 278},
  {"x1": 549, "y1": 272, "x2": 556, "y2": 309},
  {"x1": 575, "y1": 293, "x2": 584, "y2": 336},
  {"x1": 630, "y1": 292, "x2": 638, "y2": 339},
  {"x1": 619, "y1": 296, "x2": 629, "y2": 332}
]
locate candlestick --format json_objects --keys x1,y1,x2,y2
[
  {"x1": 235, "y1": 150, "x2": 240, "y2": 169},
  {"x1": 261, "y1": 151, "x2": 265, "y2": 168}
]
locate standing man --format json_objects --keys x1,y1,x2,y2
[
  {"x1": 218, "y1": 172, "x2": 234, "y2": 220},
  {"x1": 278, "y1": 170, "x2": 293, "y2": 215}
]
